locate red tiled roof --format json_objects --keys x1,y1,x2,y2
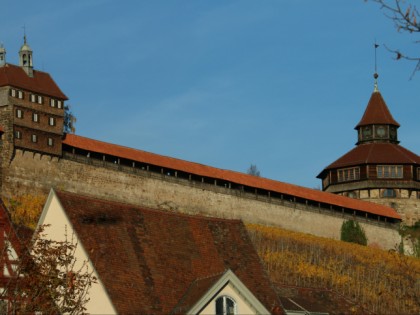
[
  {"x1": 355, "y1": 91, "x2": 399, "y2": 128},
  {"x1": 63, "y1": 134, "x2": 401, "y2": 220},
  {"x1": 323, "y1": 143, "x2": 420, "y2": 170},
  {"x1": 0, "y1": 64, "x2": 67, "y2": 100},
  {"x1": 54, "y1": 191, "x2": 284, "y2": 315}
]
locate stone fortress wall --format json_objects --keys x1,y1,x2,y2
[{"x1": 1, "y1": 149, "x2": 401, "y2": 250}]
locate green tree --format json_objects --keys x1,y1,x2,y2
[
  {"x1": 340, "y1": 220, "x2": 368, "y2": 246},
  {"x1": 64, "y1": 104, "x2": 77, "y2": 134},
  {"x1": 247, "y1": 164, "x2": 261, "y2": 177}
]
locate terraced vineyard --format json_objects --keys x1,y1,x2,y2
[{"x1": 246, "y1": 224, "x2": 420, "y2": 315}]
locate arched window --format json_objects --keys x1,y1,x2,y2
[{"x1": 216, "y1": 296, "x2": 236, "y2": 315}]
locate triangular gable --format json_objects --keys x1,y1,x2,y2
[
  {"x1": 36, "y1": 189, "x2": 117, "y2": 315},
  {"x1": 187, "y1": 269, "x2": 271, "y2": 315}
]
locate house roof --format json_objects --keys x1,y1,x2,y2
[
  {"x1": 63, "y1": 134, "x2": 401, "y2": 220},
  {"x1": 0, "y1": 63, "x2": 68, "y2": 100},
  {"x1": 53, "y1": 190, "x2": 284, "y2": 315},
  {"x1": 355, "y1": 91, "x2": 399, "y2": 128},
  {"x1": 320, "y1": 142, "x2": 420, "y2": 171}
]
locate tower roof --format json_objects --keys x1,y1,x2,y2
[
  {"x1": 0, "y1": 63, "x2": 67, "y2": 99},
  {"x1": 355, "y1": 91, "x2": 400, "y2": 128},
  {"x1": 319, "y1": 142, "x2": 420, "y2": 172}
]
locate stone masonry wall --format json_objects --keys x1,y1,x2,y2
[{"x1": 0, "y1": 149, "x2": 401, "y2": 249}]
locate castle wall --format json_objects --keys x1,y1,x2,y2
[{"x1": 1, "y1": 149, "x2": 401, "y2": 249}]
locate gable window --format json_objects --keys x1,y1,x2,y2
[
  {"x1": 216, "y1": 296, "x2": 236, "y2": 315},
  {"x1": 15, "y1": 130, "x2": 22, "y2": 139},
  {"x1": 337, "y1": 167, "x2": 360, "y2": 182},
  {"x1": 16, "y1": 109, "x2": 23, "y2": 119},
  {"x1": 31, "y1": 134, "x2": 37, "y2": 143},
  {"x1": 49, "y1": 117, "x2": 56, "y2": 126},
  {"x1": 32, "y1": 113, "x2": 39, "y2": 123},
  {"x1": 382, "y1": 189, "x2": 396, "y2": 198},
  {"x1": 47, "y1": 137, "x2": 54, "y2": 147},
  {"x1": 377, "y1": 165, "x2": 403, "y2": 178}
]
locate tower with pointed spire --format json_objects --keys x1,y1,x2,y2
[{"x1": 317, "y1": 75, "x2": 420, "y2": 225}]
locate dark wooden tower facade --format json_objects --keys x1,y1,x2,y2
[{"x1": 0, "y1": 37, "x2": 68, "y2": 158}]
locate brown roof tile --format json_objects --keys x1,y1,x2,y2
[
  {"x1": 63, "y1": 134, "x2": 402, "y2": 219},
  {"x1": 323, "y1": 142, "x2": 420, "y2": 170},
  {"x1": 55, "y1": 190, "x2": 283, "y2": 314},
  {"x1": 0, "y1": 64, "x2": 67, "y2": 99},
  {"x1": 355, "y1": 91, "x2": 399, "y2": 128}
]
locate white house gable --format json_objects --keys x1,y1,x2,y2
[
  {"x1": 37, "y1": 189, "x2": 117, "y2": 315},
  {"x1": 189, "y1": 270, "x2": 271, "y2": 315}
]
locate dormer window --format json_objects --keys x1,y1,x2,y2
[
  {"x1": 377, "y1": 165, "x2": 403, "y2": 178},
  {"x1": 216, "y1": 296, "x2": 236, "y2": 315},
  {"x1": 337, "y1": 167, "x2": 360, "y2": 182}
]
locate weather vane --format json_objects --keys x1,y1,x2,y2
[{"x1": 374, "y1": 41, "x2": 379, "y2": 92}]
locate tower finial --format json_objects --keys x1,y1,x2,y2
[
  {"x1": 373, "y1": 41, "x2": 379, "y2": 92},
  {"x1": 23, "y1": 24, "x2": 27, "y2": 44}
]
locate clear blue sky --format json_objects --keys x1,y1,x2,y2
[{"x1": 2, "y1": 1, "x2": 419, "y2": 189}]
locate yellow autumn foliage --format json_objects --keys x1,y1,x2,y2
[
  {"x1": 246, "y1": 223, "x2": 420, "y2": 315},
  {"x1": 5, "y1": 194, "x2": 47, "y2": 229}
]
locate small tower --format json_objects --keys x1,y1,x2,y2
[
  {"x1": 0, "y1": 43, "x2": 5, "y2": 67},
  {"x1": 19, "y1": 35, "x2": 33, "y2": 77}
]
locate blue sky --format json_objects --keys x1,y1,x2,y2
[{"x1": 2, "y1": 1, "x2": 419, "y2": 189}]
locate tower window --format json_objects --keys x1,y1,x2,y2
[
  {"x1": 216, "y1": 296, "x2": 236, "y2": 315},
  {"x1": 32, "y1": 113, "x2": 39, "y2": 123},
  {"x1": 15, "y1": 130, "x2": 22, "y2": 139},
  {"x1": 50, "y1": 99, "x2": 56, "y2": 108},
  {"x1": 382, "y1": 189, "x2": 397, "y2": 198},
  {"x1": 47, "y1": 138, "x2": 54, "y2": 147},
  {"x1": 49, "y1": 117, "x2": 56, "y2": 126},
  {"x1": 57, "y1": 100, "x2": 63, "y2": 109},
  {"x1": 37, "y1": 95, "x2": 43, "y2": 104},
  {"x1": 337, "y1": 167, "x2": 360, "y2": 182},
  {"x1": 377, "y1": 165, "x2": 403, "y2": 178},
  {"x1": 10, "y1": 89, "x2": 16, "y2": 97},
  {"x1": 31, "y1": 134, "x2": 37, "y2": 143},
  {"x1": 16, "y1": 109, "x2": 23, "y2": 119},
  {"x1": 17, "y1": 90, "x2": 23, "y2": 99},
  {"x1": 30, "y1": 94, "x2": 36, "y2": 103}
]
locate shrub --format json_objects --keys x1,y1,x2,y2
[{"x1": 340, "y1": 220, "x2": 367, "y2": 246}]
